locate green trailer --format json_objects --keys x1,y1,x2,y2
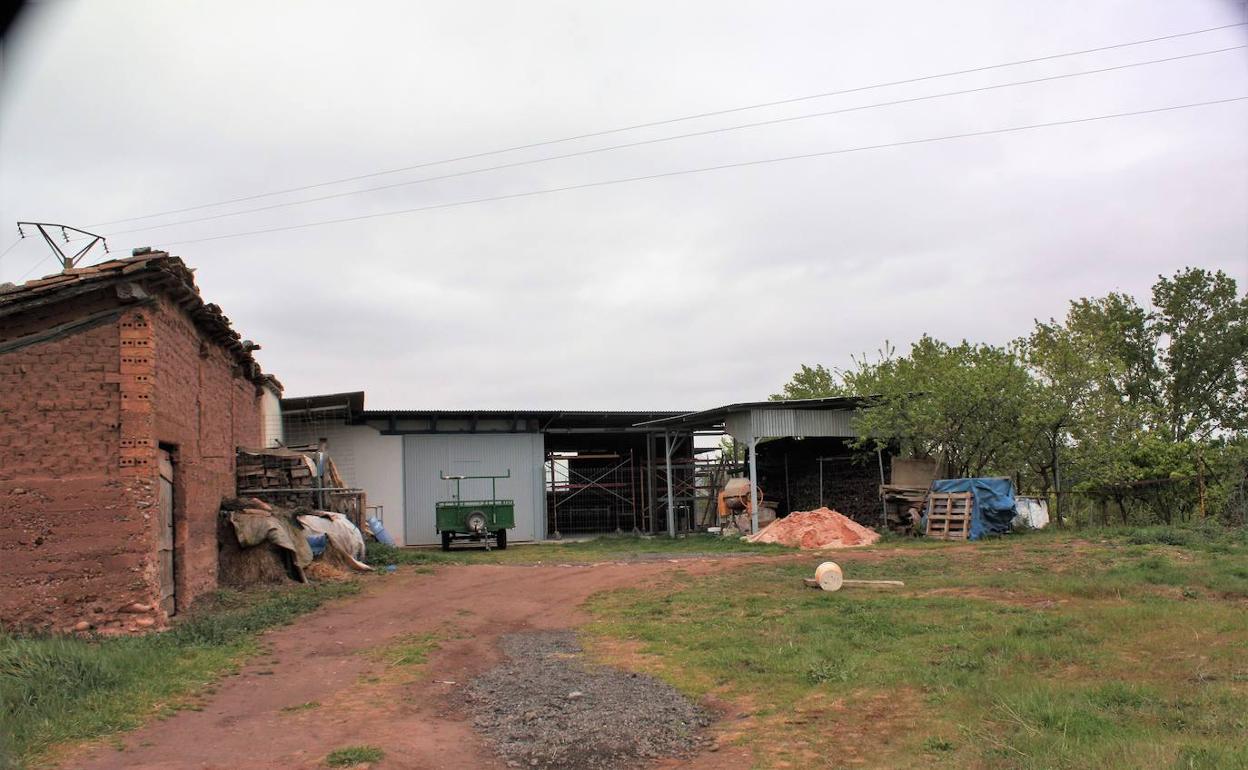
[{"x1": 435, "y1": 470, "x2": 515, "y2": 551}]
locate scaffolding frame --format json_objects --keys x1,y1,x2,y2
[{"x1": 547, "y1": 450, "x2": 639, "y2": 537}]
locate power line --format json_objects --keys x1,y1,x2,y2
[
  {"x1": 123, "y1": 96, "x2": 1244, "y2": 251},
  {"x1": 103, "y1": 45, "x2": 1245, "y2": 239},
  {"x1": 17, "y1": 252, "x2": 53, "y2": 282},
  {"x1": 0, "y1": 238, "x2": 21, "y2": 264},
  {"x1": 86, "y1": 22, "x2": 1247, "y2": 229}
]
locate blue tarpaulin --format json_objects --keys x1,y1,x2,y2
[{"x1": 928, "y1": 478, "x2": 1018, "y2": 540}]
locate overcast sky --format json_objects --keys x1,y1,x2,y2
[{"x1": 1, "y1": 1, "x2": 1245, "y2": 410}]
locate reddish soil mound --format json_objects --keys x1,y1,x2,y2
[{"x1": 747, "y1": 507, "x2": 881, "y2": 549}]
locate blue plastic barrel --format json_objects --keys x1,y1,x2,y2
[
  {"x1": 306, "y1": 533, "x2": 328, "y2": 556},
  {"x1": 368, "y1": 516, "x2": 396, "y2": 546}
]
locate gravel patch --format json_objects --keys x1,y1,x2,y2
[{"x1": 463, "y1": 631, "x2": 710, "y2": 769}]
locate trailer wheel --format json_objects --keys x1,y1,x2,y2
[
  {"x1": 496, "y1": 528, "x2": 508, "y2": 550},
  {"x1": 441, "y1": 531, "x2": 452, "y2": 551}
]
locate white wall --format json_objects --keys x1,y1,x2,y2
[
  {"x1": 284, "y1": 421, "x2": 406, "y2": 545},
  {"x1": 402, "y1": 433, "x2": 546, "y2": 546},
  {"x1": 260, "y1": 387, "x2": 284, "y2": 447}
]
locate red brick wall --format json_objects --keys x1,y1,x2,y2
[
  {"x1": 150, "y1": 296, "x2": 262, "y2": 612},
  {"x1": 0, "y1": 294, "x2": 264, "y2": 633},
  {"x1": 0, "y1": 314, "x2": 158, "y2": 632}
]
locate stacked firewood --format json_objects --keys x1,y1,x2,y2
[
  {"x1": 234, "y1": 448, "x2": 365, "y2": 529},
  {"x1": 236, "y1": 448, "x2": 319, "y2": 491}
]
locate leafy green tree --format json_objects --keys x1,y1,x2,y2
[
  {"x1": 837, "y1": 336, "x2": 1033, "y2": 478},
  {"x1": 773, "y1": 266, "x2": 1247, "y2": 528},
  {"x1": 1150, "y1": 268, "x2": 1248, "y2": 441},
  {"x1": 1024, "y1": 268, "x2": 1247, "y2": 522},
  {"x1": 1021, "y1": 295, "x2": 1151, "y2": 523},
  {"x1": 770, "y1": 363, "x2": 843, "y2": 400}
]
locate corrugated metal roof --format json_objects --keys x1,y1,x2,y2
[
  {"x1": 279, "y1": 392, "x2": 692, "y2": 429},
  {"x1": 281, "y1": 391, "x2": 366, "y2": 414},
  {"x1": 635, "y1": 396, "x2": 869, "y2": 429},
  {"x1": 361, "y1": 408, "x2": 692, "y2": 430}
]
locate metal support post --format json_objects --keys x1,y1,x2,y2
[
  {"x1": 748, "y1": 435, "x2": 760, "y2": 533},
  {"x1": 664, "y1": 431, "x2": 676, "y2": 538}
]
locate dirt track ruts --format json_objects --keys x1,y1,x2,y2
[{"x1": 64, "y1": 558, "x2": 764, "y2": 770}]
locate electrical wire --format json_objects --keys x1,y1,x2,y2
[
  {"x1": 121, "y1": 96, "x2": 1244, "y2": 251},
  {"x1": 16, "y1": 251, "x2": 53, "y2": 282},
  {"x1": 0, "y1": 238, "x2": 22, "y2": 264},
  {"x1": 103, "y1": 45, "x2": 1245, "y2": 239},
  {"x1": 85, "y1": 22, "x2": 1247, "y2": 229}
]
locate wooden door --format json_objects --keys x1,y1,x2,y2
[{"x1": 157, "y1": 449, "x2": 177, "y2": 616}]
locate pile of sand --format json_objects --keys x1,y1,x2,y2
[{"x1": 746, "y1": 507, "x2": 881, "y2": 549}]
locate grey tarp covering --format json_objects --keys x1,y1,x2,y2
[{"x1": 227, "y1": 511, "x2": 313, "y2": 582}]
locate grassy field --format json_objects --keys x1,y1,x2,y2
[
  {"x1": 586, "y1": 528, "x2": 1248, "y2": 769},
  {"x1": 0, "y1": 582, "x2": 358, "y2": 769}
]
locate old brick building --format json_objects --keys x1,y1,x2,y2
[{"x1": 0, "y1": 251, "x2": 279, "y2": 633}]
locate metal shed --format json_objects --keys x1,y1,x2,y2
[
  {"x1": 280, "y1": 397, "x2": 698, "y2": 545},
  {"x1": 636, "y1": 397, "x2": 865, "y2": 533},
  {"x1": 364, "y1": 408, "x2": 694, "y2": 544}
]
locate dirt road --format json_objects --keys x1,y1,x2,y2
[{"x1": 67, "y1": 559, "x2": 759, "y2": 770}]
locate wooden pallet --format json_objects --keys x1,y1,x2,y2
[{"x1": 926, "y1": 492, "x2": 972, "y2": 540}]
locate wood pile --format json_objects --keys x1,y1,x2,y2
[
  {"x1": 236, "y1": 448, "x2": 318, "y2": 491},
  {"x1": 235, "y1": 447, "x2": 366, "y2": 530},
  {"x1": 880, "y1": 484, "x2": 930, "y2": 534}
]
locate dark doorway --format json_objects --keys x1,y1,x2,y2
[{"x1": 157, "y1": 446, "x2": 178, "y2": 616}]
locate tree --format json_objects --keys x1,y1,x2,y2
[
  {"x1": 770, "y1": 363, "x2": 843, "y2": 400},
  {"x1": 772, "y1": 267, "x2": 1247, "y2": 527},
  {"x1": 1020, "y1": 296, "x2": 1150, "y2": 523},
  {"x1": 1019, "y1": 268, "x2": 1247, "y2": 523},
  {"x1": 1150, "y1": 268, "x2": 1248, "y2": 442},
  {"x1": 837, "y1": 336, "x2": 1034, "y2": 478}
]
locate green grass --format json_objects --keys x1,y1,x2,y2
[
  {"x1": 0, "y1": 581, "x2": 358, "y2": 769},
  {"x1": 586, "y1": 531, "x2": 1248, "y2": 769},
  {"x1": 365, "y1": 532, "x2": 787, "y2": 567},
  {"x1": 325, "y1": 745, "x2": 384, "y2": 767},
  {"x1": 368, "y1": 631, "x2": 441, "y2": 668}
]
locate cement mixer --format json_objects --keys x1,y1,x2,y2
[{"x1": 717, "y1": 477, "x2": 767, "y2": 534}]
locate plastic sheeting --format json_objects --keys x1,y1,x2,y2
[
  {"x1": 297, "y1": 511, "x2": 372, "y2": 571},
  {"x1": 1013, "y1": 496, "x2": 1050, "y2": 530},
  {"x1": 928, "y1": 478, "x2": 1018, "y2": 540}
]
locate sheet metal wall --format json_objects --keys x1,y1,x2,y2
[
  {"x1": 402, "y1": 433, "x2": 546, "y2": 545},
  {"x1": 724, "y1": 408, "x2": 856, "y2": 439}
]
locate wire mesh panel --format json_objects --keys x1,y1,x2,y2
[{"x1": 281, "y1": 407, "x2": 357, "y2": 487}]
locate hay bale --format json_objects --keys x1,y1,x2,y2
[
  {"x1": 305, "y1": 560, "x2": 351, "y2": 582},
  {"x1": 216, "y1": 511, "x2": 298, "y2": 588}
]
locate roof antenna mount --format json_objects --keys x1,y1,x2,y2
[{"x1": 15, "y1": 221, "x2": 108, "y2": 271}]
